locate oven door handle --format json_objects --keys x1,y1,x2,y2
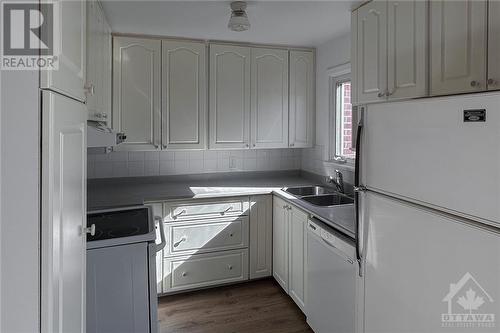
[{"x1": 154, "y1": 216, "x2": 166, "y2": 252}]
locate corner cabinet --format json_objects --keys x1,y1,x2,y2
[
  {"x1": 353, "y1": 0, "x2": 427, "y2": 104},
  {"x1": 430, "y1": 0, "x2": 487, "y2": 95},
  {"x1": 162, "y1": 41, "x2": 207, "y2": 150},
  {"x1": 209, "y1": 44, "x2": 251, "y2": 149},
  {"x1": 289, "y1": 51, "x2": 314, "y2": 148},
  {"x1": 41, "y1": 0, "x2": 86, "y2": 102},
  {"x1": 112, "y1": 37, "x2": 161, "y2": 151},
  {"x1": 86, "y1": 0, "x2": 112, "y2": 124},
  {"x1": 273, "y1": 196, "x2": 308, "y2": 313},
  {"x1": 250, "y1": 48, "x2": 289, "y2": 149}
]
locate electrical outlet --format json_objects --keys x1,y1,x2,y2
[{"x1": 229, "y1": 156, "x2": 237, "y2": 170}]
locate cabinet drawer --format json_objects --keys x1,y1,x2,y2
[
  {"x1": 163, "y1": 197, "x2": 249, "y2": 221},
  {"x1": 163, "y1": 249, "x2": 249, "y2": 292},
  {"x1": 164, "y1": 217, "x2": 249, "y2": 257}
]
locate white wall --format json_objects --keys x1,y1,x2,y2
[
  {"x1": 88, "y1": 149, "x2": 301, "y2": 179},
  {"x1": 302, "y1": 33, "x2": 353, "y2": 180},
  {"x1": 0, "y1": 70, "x2": 40, "y2": 332}
]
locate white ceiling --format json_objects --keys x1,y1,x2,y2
[{"x1": 101, "y1": 1, "x2": 359, "y2": 47}]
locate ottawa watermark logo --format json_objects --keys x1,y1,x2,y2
[
  {"x1": 442, "y1": 272, "x2": 496, "y2": 329},
  {"x1": 1, "y1": 1, "x2": 59, "y2": 70}
]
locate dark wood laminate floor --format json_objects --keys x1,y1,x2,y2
[{"x1": 158, "y1": 278, "x2": 313, "y2": 333}]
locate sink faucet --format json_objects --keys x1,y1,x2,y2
[{"x1": 328, "y1": 170, "x2": 345, "y2": 194}]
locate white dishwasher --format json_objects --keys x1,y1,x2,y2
[{"x1": 306, "y1": 218, "x2": 356, "y2": 333}]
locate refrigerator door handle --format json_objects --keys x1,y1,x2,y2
[{"x1": 354, "y1": 107, "x2": 365, "y2": 277}]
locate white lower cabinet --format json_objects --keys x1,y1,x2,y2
[
  {"x1": 273, "y1": 196, "x2": 308, "y2": 313},
  {"x1": 249, "y1": 195, "x2": 273, "y2": 279},
  {"x1": 163, "y1": 249, "x2": 249, "y2": 293},
  {"x1": 288, "y1": 205, "x2": 308, "y2": 312},
  {"x1": 153, "y1": 195, "x2": 274, "y2": 295}
]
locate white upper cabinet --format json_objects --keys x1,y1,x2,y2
[
  {"x1": 387, "y1": 0, "x2": 427, "y2": 99},
  {"x1": 355, "y1": 0, "x2": 387, "y2": 103},
  {"x1": 86, "y1": 0, "x2": 112, "y2": 124},
  {"x1": 162, "y1": 40, "x2": 207, "y2": 150},
  {"x1": 209, "y1": 44, "x2": 251, "y2": 149},
  {"x1": 41, "y1": 0, "x2": 86, "y2": 102},
  {"x1": 488, "y1": 0, "x2": 500, "y2": 91},
  {"x1": 430, "y1": 0, "x2": 487, "y2": 95},
  {"x1": 113, "y1": 37, "x2": 161, "y2": 151},
  {"x1": 289, "y1": 51, "x2": 314, "y2": 148},
  {"x1": 250, "y1": 48, "x2": 289, "y2": 149}
]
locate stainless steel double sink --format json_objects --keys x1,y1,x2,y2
[{"x1": 282, "y1": 185, "x2": 354, "y2": 207}]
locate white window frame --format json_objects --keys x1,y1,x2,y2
[{"x1": 327, "y1": 63, "x2": 355, "y2": 166}]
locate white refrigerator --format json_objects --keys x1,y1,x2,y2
[{"x1": 355, "y1": 93, "x2": 500, "y2": 333}]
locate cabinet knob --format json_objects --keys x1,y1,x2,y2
[
  {"x1": 84, "y1": 83, "x2": 95, "y2": 96},
  {"x1": 385, "y1": 90, "x2": 393, "y2": 97},
  {"x1": 245, "y1": 144, "x2": 249, "y2": 148},
  {"x1": 83, "y1": 224, "x2": 96, "y2": 236},
  {"x1": 488, "y1": 78, "x2": 497, "y2": 86},
  {"x1": 470, "y1": 80, "x2": 480, "y2": 88},
  {"x1": 227, "y1": 264, "x2": 233, "y2": 270},
  {"x1": 181, "y1": 272, "x2": 187, "y2": 277},
  {"x1": 377, "y1": 91, "x2": 385, "y2": 98},
  {"x1": 290, "y1": 143, "x2": 295, "y2": 147}
]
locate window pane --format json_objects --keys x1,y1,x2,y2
[{"x1": 335, "y1": 81, "x2": 355, "y2": 159}]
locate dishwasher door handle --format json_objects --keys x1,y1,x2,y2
[
  {"x1": 320, "y1": 237, "x2": 355, "y2": 265},
  {"x1": 154, "y1": 216, "x2": 166, "y2": 252}
]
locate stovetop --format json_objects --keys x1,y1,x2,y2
[{"x1": 87, "y1": 206, "x2": 152, "y2": 242}]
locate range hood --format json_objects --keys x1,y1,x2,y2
[{"x1": 87, "y1": 121, "x2": 126, "y2": 151}]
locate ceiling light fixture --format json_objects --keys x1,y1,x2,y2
[{"x1": 228, "y1": 1, "x2": 250, "y2": 32}]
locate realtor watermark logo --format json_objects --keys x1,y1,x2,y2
[
  {"x1": 1, "y1": 1, "x2": 59, "y2": 70},
  {"x1": 441, "y1": 272, "x2": 496, "y2": 329}
]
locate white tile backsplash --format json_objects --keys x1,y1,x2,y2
[{"x1": 88, "y1": 148, "x2": 302, "y2": 179}]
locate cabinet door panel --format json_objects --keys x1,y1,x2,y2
[
  {"x1": 488, "y1": 0, "x2": 500, "y2": 91},
  {"x1": 42, "y1": 91, "x2": 87, "y2": 333},
  {"x1": 250, "y1": 48, "x2": 289, "y2": 149},
  {"x1": 356, "y1": 0, "x2": 388, "y2": 103},
  {"x1": 41, "y1": 0, "x2": 86, "y2": 101},
  {"x1": 272, "y1": 197, "x2": 289, "y2": 292},
  {"x1": 289, "y1": 51, "x2": 314, "y2": 148},
  {"x1": 387, "y1": 0, "x2": 427, "y2": 99},
  {"x1": 288, "y1": 206, "x2": 308, "y2": 313},
  {"x1": 209, "y1": 44, "x2": 250, "y2": 149},
  {"x1": 113, "y1": 37, "x2": 161, "y2": 151},
  {"x1": 249, "y1": 195, "x2": 273, "y2": 279},
  {"x1": 162, "y1": 41, "x2": 207, "y2": 149},
  {"x1": 430, "y1": 0, "x2": 487, "y2": 95}
]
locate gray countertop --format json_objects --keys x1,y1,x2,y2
[{"x1": 87, "y1": 171, "x2": 355, "y2": 239}]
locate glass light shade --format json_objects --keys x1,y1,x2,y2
[{"x1": 228, "y1": 11, "x2": 250, "y2": 32}]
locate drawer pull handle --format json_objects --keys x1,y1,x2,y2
[
  {"x1": 220, "y1": 207, "x2": 233, "y2": 215},
  {"x1": 227, "y1": 265, "x2": 233, "y2": 270},
  {"x1": 172, "y1": 209, "x2": 186, "y2": 220},
  {"x1": 181, "y1": 272, "x2": 187, "y2": 277},
  {"x1": 173, "y1": 237, "x2": 187, "y2": 248}
]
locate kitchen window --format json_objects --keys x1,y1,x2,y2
[{"x1": 328, "y1": 67, "x2": 356, "y2": 163}]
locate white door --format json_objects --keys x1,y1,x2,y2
[
  {"x1": 250, "y1": 48, "x2": 289, "y2": 149},
  {"x1": 430, "y1": 0, "x2": 487, "y2": 95},
  {"x1": 289, "y1": 51, "x2": 314, "y2": 148},
  {"x1": 41, "y1": 91, "x2": 87, "y2": 333},
  {"x1": 364, "y1": 94, "x2": 500, "y2": 227},
  {"x1": 387, "y1": 0, "x2": 427, "y2": 100},
  {"x1": 288, "y1": 205, "x2": 307, "y2": 312},
  {"x1": 41, "y1": 0, "x2": 86, "y2": 102},
  {"x1": 273, "y1": 197, "x2": 289, "y2": 291},
  {"x1": 249, "y1": 195, "x2": 273, "y2": 279},
  {"x1": 113, "y1": 37, "x2": 161, "y2": 151},
  {"x1": 488, "y1": 0, "x2": 500, "y2": 91},
  {"x1": 362, "y1": 192, "x2": 500, "y2": 333},
  {"x1": 162, "y1": 40, "x2": 207, "y2": 150},
  {"x1": 356, "y1": 0, "x2": 388, "y2": 104},
  {"x1": 209, "y1": 44, "x2": 251, "y2": 149}
]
